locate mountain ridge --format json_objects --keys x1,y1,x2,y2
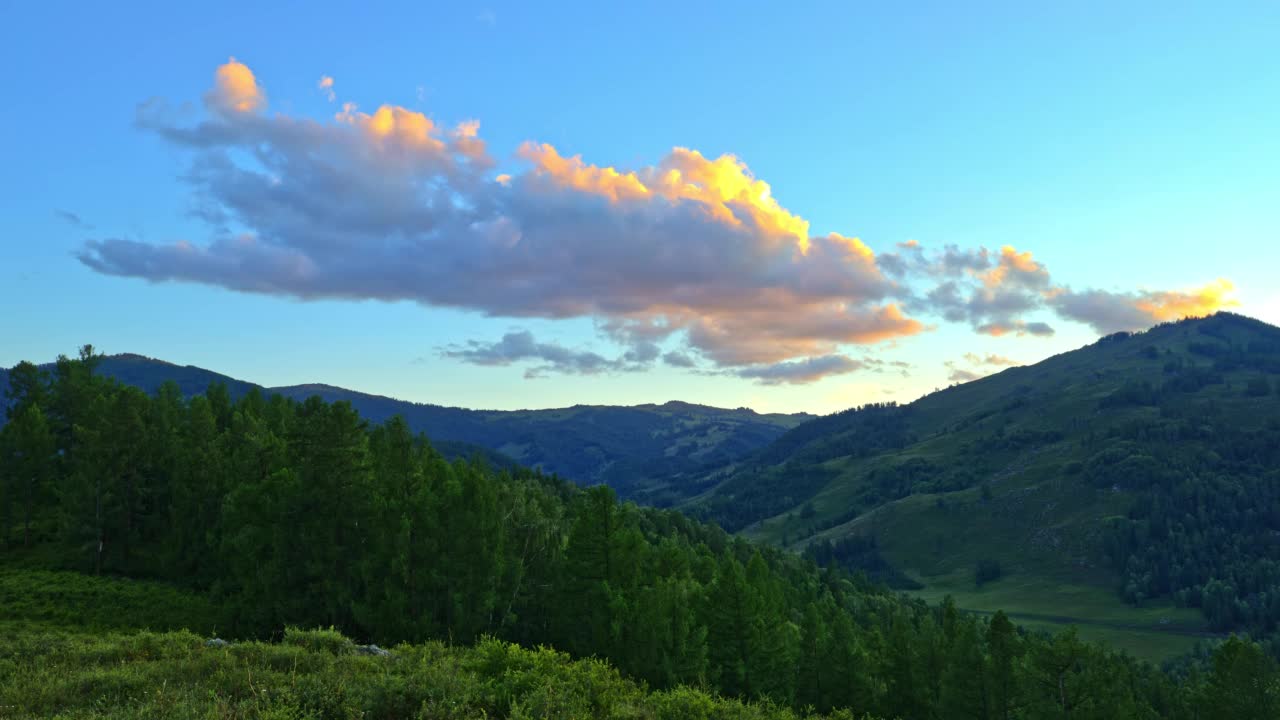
[{"x1": 0, "y1": 353, "x2": 810, "y2": 493}]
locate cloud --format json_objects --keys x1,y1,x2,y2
[
  {"x1": 662, "y1": 351, "x2": 696, "y2": 368},
  {"x1": 975, "y1": 320, "x2": 1055, "y2": 337},
  {"x1": 208, "y1": 57, "x2": 265, "y2": 114},
  {"x1": 896, "y1": 244, "x2": 1057, "y2": 336},
  {"x1": 84, "y1": 59, "x2": 918, "y2": 373},
  {"x1": 79, "y1": 59, "x2": 1239, "y2": 381},
  {"x1": 945, "y1": 362, "x2": 982, "y2": 383},
  {"x1": 945, "y1": 351, "x2": 1021, "y2": 383},
  {"x1": 55, "y1": 209, "x2": 91, "y2": 228},
  {"x1": 1051, "y1": 280, "x2": 1238, "y2": 334},
  {"x1": 736, "y1": 355, "x2": 866, "y2": 385},
  {"x1": 477, "y1": 9, "x2": 496, "y2": 25},
  {"x1": 317, "y1": 75, "x2": 335, "y2": 102},
  {"x1": 963, "y1": 352, "x2": 1019, "y2": 367},
  {"x1": 441, "y1": 330, "x2": 631, "y2": 378},
  {"x1": 884, "y1": 242, "x2": 1237, "y2": 338}
]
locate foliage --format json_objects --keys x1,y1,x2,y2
[
  {"x1": 2, "y1": 342, "x2": 1278, "y2": 717},
  {"x1": 0, "y1": 625, "x2": 845, "y2": 720},
  {"x1": 0, "y1": 569, "x2": 218, "y2": 634}
]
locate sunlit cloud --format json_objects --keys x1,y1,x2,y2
[
  {"x1": 317, "y1": 75, "x2": 335, "y2": 102},
  {"x1": 944, "y1": 351, "x2": 1020, "y2": 384},
  {"x1": 963, "y1": 352, "x2": 1019, "y2": 367},
  {"x1": 208, "y1": 57, "x2": 265, "y2": 114},
  {"x1": 79, "y1": 59, "x2": 1239, "y2": 384},
  {"x1": 1051, "y1": 280, "x2": 1238, "y2": 334}
]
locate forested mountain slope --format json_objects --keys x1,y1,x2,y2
[
  {"x1": 688, "y1": 313, "x2": 1280, "y2": 657},
  {"x1": 5, "y1": 346, "x2": 1274, "y2": 718},
  {"x1": 0, "y1": 352, "x2": 807, "y2": 494}
]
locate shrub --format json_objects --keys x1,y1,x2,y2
[{"x1": 283, "y1": 626, "x2": 354, "y2": 655}]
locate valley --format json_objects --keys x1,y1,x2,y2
[{"x1": 697, "y1": 313, "x2": 1280, "y2": 661}]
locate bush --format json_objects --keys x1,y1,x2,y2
[
  {"x1": 0, "y1": 625, "x2": 827, "y2": 720},
  {"x1": 283, "y1": 626, "x2": 353, "y2": 655}
]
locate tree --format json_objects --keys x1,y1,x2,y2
[
  {"x1": 3, "y1": 360, "x2": 49, "y2": 420},
  {"x1": 797, "y1": 602, "x2": 830, "y2": 708},
  {"x1": 1200, "y1": 636, "x2": 1280, "y2": 720},
  {"x1": 0, "y1": 404, "x2": 55, "y2": 547},
  {"x1": 986, "y1": 610, "x2": 1021, "y2": 720},
  {"x1": 165, "y1": 394, "x2": 225, "y2": 583},
  {"x1": 705, "y1": 556, "x2": 753, "y2": 696},
  {"x1": 941, "y1": 616, "x2": 987, "y2": 720},
  {"x1": 559, "y1": 484, "x2": 621, "y2": 656}
]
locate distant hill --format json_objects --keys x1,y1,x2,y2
[
  {"x1": 0, "y1": 354, "x2": 808, "y2": 495},
  {"x1": 683, "y1": 312, "x2": 1280, "y2": 658}
]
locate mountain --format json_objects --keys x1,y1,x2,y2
[
  {"x1": 686, "y1": 312, "x2": 1280, "y2": 659},
  {"x1": 0, "y1": 354, "x2": 808, "y2": 494}
]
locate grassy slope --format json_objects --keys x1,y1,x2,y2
[
  {"x1": 726, "y1": 314, "x2": 1280, "y2": 661},
  {"x1": 0, "y1": 570, "x2": 846, "y2": 720},
  {"x1": 0, "y1": 626, "x2": 843, "y2": 720}
]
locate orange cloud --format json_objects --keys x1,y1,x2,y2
[
  {"x1": 518, "y1": 142, "x2": 650, "y2": 202},
  {"x1": 686, "y1": 301, "x2": 923, "y2": 365},
  {"x1": 983, "y1": 245, "x2": 1050, "y2": 289},
  {"x1": 211, "y1": 57, "x2": 265, "y2": 114},
  {"x1": 450, "y1": 119, "x2": 487, "y2": 161},
  {"x1": 963, "y1": 352, "x2": 1019, "y2": 366},
  {"x1": 1135, "y1": 279, "x2": 1238, "y2": 322},
  {"x1": 1052, "y1": 280, "x2": 1238, "y2": 334},
  {"x1": 317, "y1": 75, "x2": 335, "y2": 102},
  {"x1": 336, "y1": 103, "x2": 446, "y2": 152},
  {"x1": 519, "y1": 143, "x2": 811, "y2": 250}
]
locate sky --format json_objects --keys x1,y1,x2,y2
[{"x1": 2, "y1": 1, "x2": 1277, "y2": 414}]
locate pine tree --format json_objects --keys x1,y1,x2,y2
[
  {"x1": 1200, "y1": 635, "x2": 1280, "y2": 720},
  {"x1": 746, "y1": 550, "x2": 797, "y2": 703},
  {"x1": 0, "y1": 404, "x2": 55, "y2": 547},
  {"x1": 705, "y1": 556, "x2": 753, "y2": 696},
  {"x1": 986, "y1": 610, "x2": 1021, "y2": 720},
  {"x1": 797, "y1": 602, "x2": 830, "y2": 708},
  {"x1": 560, "y1": 485, "x2": 621, "y2": 656},
  {"x1": 166, "y1": 394, "x2": 224, "y2": 583},
  {"x1": 941, "y1": 616, "x2": 987, "y2": 719}
]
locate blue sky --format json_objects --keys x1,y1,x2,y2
[{"x1": 2, "y1": 2, "x2": 1277, "y2": 414}]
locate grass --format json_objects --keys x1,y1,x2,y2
[
  {"x1": 0, "y1": 568, "x2": 866, "y2": 719},
  {"x1": 830, "y1": 474, "x2": 1217, "y2": 663},
  {"x1": 0, "y1": 625, "x2": 859, "y2": 720},
  {"x1": 739, "y1": 412, "x2": 1221, "y2": 663},
  {"x1": 912, "y1": 572, "x2": 1212, "y2": 663},
  {"x1": 0, "y1": 567, "x2": 220, "y2": 635}
]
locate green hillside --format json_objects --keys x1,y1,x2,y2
[
  {"x1": 688, "y1": 313, "x2": 1280, "y2": 660},
  {"x1": 8, "y1": 345, "x2": 1267, "y2": 718}
]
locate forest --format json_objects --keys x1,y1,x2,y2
[
  {"x1": 674, "y1": 315, "x2": 1280, "y2": 662},
  {"x1": 2, "y1": 346, "x2": 1279, "y2": 718}
]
